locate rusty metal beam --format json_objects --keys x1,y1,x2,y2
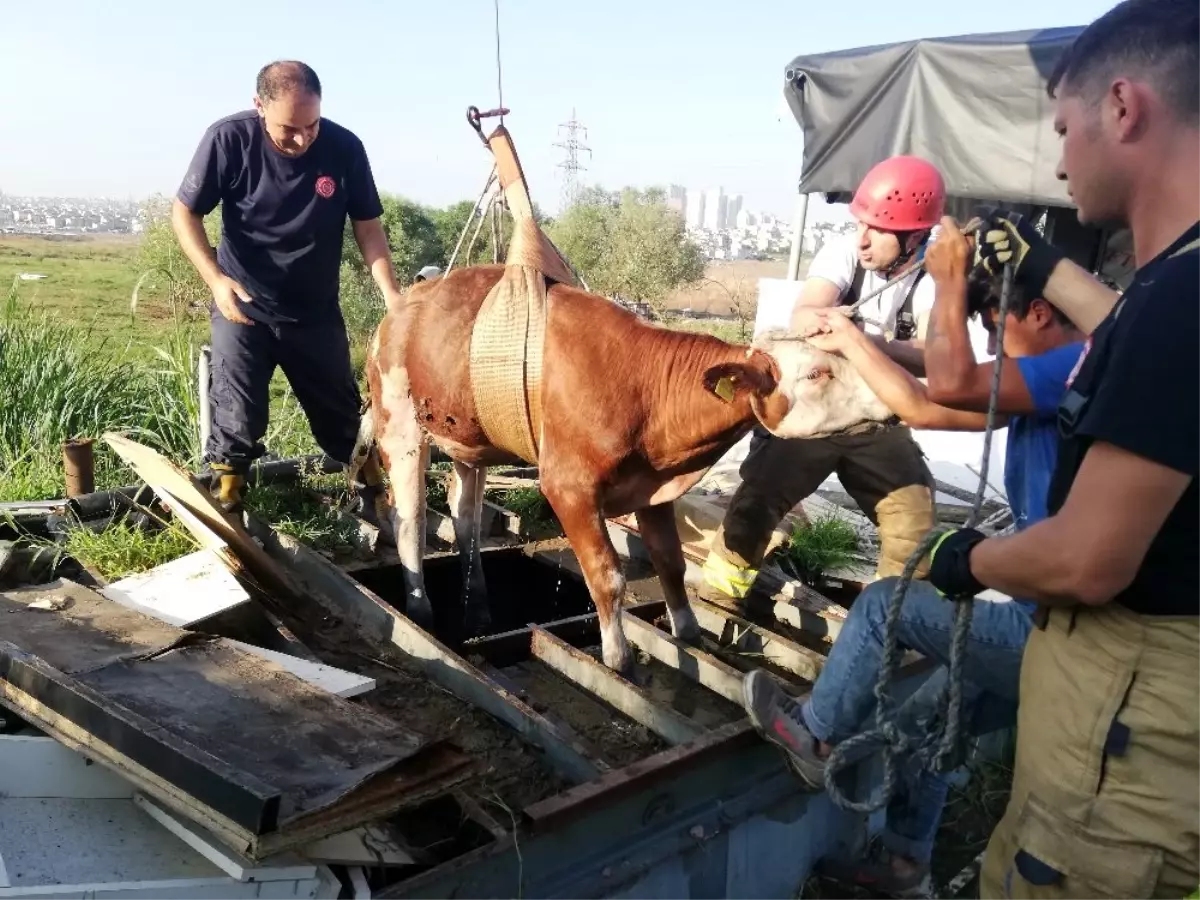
[{"x1": 529, "y1": 627, "x2": 704, "y2": 747}]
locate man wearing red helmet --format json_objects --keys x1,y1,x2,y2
[{"x1": 704, "y1": 156, "x2": 944, "y2": 599}]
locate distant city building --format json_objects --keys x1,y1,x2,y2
[
  {"x1": 666, "y1": 184, "x2": 686, "y2": 219},
  {"x1": 724, "y1": 194, "x2": 743, "y2": 230},
  {"x1": 735, "y1": 208, "x2": 756, "y2": 231},
  {"x1": 684, "y1": 188, "x2": 706, "y2": 230},
  {"x1": 702, "y1": 187, "x2": 726, "y2": 232}
]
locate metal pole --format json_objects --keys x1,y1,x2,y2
[
  {"x1": 786, "y1": 193, "x2": 811, "y2": 281},
  {"x1": 198, "y1": 345, "x2": 212, "y2": 460}
]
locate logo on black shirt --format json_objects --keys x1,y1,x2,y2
[
  {"x1": 315, "y1": 175, "x2": 336, "y2": 199},
  {"x1": 1065, "y1": 337, "x2": 1091, "y2": 389}
]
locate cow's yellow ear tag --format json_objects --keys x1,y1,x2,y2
[{"x1": 714, "y1": 376, "x2": 736, "y2": 402}]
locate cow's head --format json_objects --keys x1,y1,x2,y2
[{"x1": 702, "y1": 329, "x2": 893, "y2": 439}]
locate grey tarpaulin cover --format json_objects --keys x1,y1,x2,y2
[{"x1": 784, "y1": 27, "x2": 1083, "y2": 208}]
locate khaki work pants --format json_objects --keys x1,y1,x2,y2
[
  {"x1": 981, "y1": 604, "x2": 1200, "y2": 899},
  {"x1": 710, "y1": 425, "x2": 936, "y2": 579}
]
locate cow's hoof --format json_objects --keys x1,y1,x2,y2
[
  {"x1": 463, "y1": 606, "x2": 493, "y2": 639},
  {"x1": 407, "y1": 593, "x2": 435, "y2": 630},
  {"x1": 602, "y1": 638, "x2": 634, "y2": 676},
  {"x1": 668, "y1": 604, "x2": 702, "y2": 644}
]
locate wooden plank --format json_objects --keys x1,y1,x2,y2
[
  {"x1": 224, "y1": 640, "x2": 375, "y2": 698},
  {"x1": 245, "y1": 519, "x2": 605, "y2": 785},
  {"x1": 133, "y1": 793, "x2": 317, "y2": 883},
  {"x1": 101, "y1": 549, "x2": 250, "y2": 628},
  {"x1": 102, "y1": 433, "x2": 308, "y2": 604},
  {"x1": 618, "y1": 613, "x2": 746, "y2": 706},
  {"x1": 687, "y1": 597, "x2": 826, "y2": 682},
  {"x1": 349, "y1": 866, "x2": 373, "y2": 900},
  {"x1": 529, "y1": 627, "x2": 704, "y2": 746},
  {"x1": 0, "y1": 735, "x2": 134, "y2": 799}
]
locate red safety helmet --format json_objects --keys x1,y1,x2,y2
[{"x1": 850, "y1": 156, "x2": 946, "y2": 232}]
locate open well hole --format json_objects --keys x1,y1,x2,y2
[{"x1": 349, "y1": 548, "x2": 596, "y2": 645}]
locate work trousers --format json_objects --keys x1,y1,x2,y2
[
  {"x1": 803, "y1": 577, "x2": 1030, "y2": 864},
  {"x1": 206, "y1": 311, "x2": 362, "y2": 472},
  {"x1": 711, "y1": 425, "x2": 936, "y2": 579},
  {"x1": 980, "y1": 604, "x2": 1199, "y2": 899}
]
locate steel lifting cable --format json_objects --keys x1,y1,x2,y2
[
  {"x1": 821, "y1": 261, "x2": 1015, "y2": 814},
  {"x1": 446, "y1": 169, "x2": 498, "y2": 274}
]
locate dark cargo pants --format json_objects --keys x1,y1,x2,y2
[
  {"x1": 712, "y1": 424, "x2": 936, "y2": 579},
  {"x1": 206, "y1": 312, "x2": 362, "y2": 472}
]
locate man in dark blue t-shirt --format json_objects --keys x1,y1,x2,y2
[
  {"x1": 172, "y1": 59, "x2": 402, "y2": 513},
  {"x1": 737, "y1": 221, "x2": 1084, "y2": 896}
]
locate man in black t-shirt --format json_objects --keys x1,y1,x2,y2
[
  {"x1": 923, "y1": 1, "x2": 1199, "y2": 896},
  {"x1": 172, "y1": 60, "x2": 402, "y2": 513}
]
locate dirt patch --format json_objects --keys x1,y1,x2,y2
[
  {"x1": 498, "y1": 659, "x2": 668, "y2": 769},
  {"x1": 622, "y1": 649, "x2": 745, "y2": 729}
]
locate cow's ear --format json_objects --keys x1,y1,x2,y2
[{"x1": 702, "y1": 363, "x2": 776, "y2": 403}]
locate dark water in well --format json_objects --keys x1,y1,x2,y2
[{"x1": 350, "y1": 549, "x2": 595, "y2": 645}]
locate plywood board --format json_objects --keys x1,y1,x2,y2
[
  {"x1": 133, "y1": 794, "x2": 317, "y2": 883},
  {"x1": 101, "y1": 550, "x2": 250, "y2": 628},
  {"x1": 224, "y1": 640, "x2": 375, "y2": 698}
]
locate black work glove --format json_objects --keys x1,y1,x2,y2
[
  {"x1": 973, "y1": 208, "x2": 1065, "y2": 300},
  {"x1": 928, "y1": 528, "x2": 986, "y2": 600}
]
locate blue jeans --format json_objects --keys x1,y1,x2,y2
[{"x1": 802, "y1": 578, "x2": 1032, "y2": 864}]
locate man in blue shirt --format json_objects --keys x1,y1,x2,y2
[
  {"x1": 172, "y1": 60, "x2": 403, "y2": 514},
  {"x1": 739, "y1": 220, "x2": 1085, "y2": 897}
]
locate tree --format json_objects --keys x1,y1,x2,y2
[
  {"x1": 431, "y1": 199, "x2": 553, "y2": 268},
  {"x1": 548, "y1": 186, "x2": 705, "y2": 314},
  {"x1": 341, "y1": 194, "x2": 442, "y2": 288}
]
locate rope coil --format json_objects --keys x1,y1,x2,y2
[{"x1": 821, "y1": 262, "x2": 1014, "y2": 813}]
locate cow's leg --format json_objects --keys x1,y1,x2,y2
[
  {"x1": 543, "y1": 487, "x2": 633, "y2": 673},
  {"x1": 449, "y1": 461, "x2": 492, "y2": 636},
  {"x1": 635, "y1": 502, "x2": 701, "y2": 642},
  {"x1": 374, "y1": 367, "x2": 434, "y2": 629}
]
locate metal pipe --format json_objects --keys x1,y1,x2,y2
[
  {"x1": 786, "y1": 193, "x2": 811, "y2": 281},
  {"x1": 198, "y1": 345, "x2": 212, "y2": 459},
  {"x1": 62, "y1": 438, "x2": 95, "y2": 498}
]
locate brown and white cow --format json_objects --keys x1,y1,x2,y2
[{"x1": 353, "y1": 265, "x2": 892, "y2": 672}]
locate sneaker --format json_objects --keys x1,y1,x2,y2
[
  {"x1": 741, "y1": 669, "x2": 826, "y2": 788},
  {"x1": 815, "y1": 843, "x2": 933, "y2": 899}
]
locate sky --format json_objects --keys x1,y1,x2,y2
[{"x1": 0, "y1": 0, "x2": 1114, "y2": 223}]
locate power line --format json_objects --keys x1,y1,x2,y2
[{"x1": 553, "y1": 109, "x2": 591, "y2": 213}]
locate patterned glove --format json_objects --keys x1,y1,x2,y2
[
  {"x1": 973, "y1": 208, "x2": 1065, "y2": 300},
  {"x1": 928, "y1": 528, "x2": 986, "y2": 600}
]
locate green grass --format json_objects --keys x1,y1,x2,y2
[
  {"x1": 62, "y1": 517, "x2": 200, "y2": 581},
  {"x1": 244, "y1": 463, "x2": 368, "y2": 559},
  {"x1": 485, "y1": 485, "x2": 557, "y2": 533},
  {"x1": 0, "y1": 235, "x2": 194, "y2": 347},
  {"x1": 778, "y1": 513, "x2": 861, "y2": 586}
]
